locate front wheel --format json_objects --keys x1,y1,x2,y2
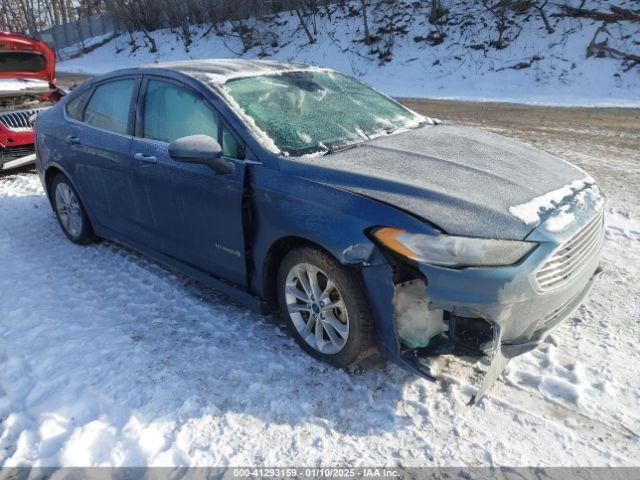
[
  {"x1": 51, "y1": 174, "x2": 95, "y2": 244},
  {"x1": 277, "y1": 247, "x2": 374, "y2": 368}
]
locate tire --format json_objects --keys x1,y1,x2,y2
[
  {"x1": 51, "y1": 174, "x2": 95, "y2": 244},
  {"x1": 277, "y1": 246, "x2": 374, "y2": 368}
]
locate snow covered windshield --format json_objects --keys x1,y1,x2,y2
[{"x1": 223, "y1": 70, "x2": 424, "y2": 156}]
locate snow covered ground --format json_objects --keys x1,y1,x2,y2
[
  {"x1": 57, "y1": 0, "x2": 640, "y2": 106},
  {"x1": 1, "y1": 103, "x2": 639, "y2": 466}
]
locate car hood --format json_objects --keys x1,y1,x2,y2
[{"x1": 280, "y1": 125, "x2": 590, "y2": 240}]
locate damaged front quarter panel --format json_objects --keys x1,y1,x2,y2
[{"x1": 361, "y1": 259, "x2": 508, "y2": 402}]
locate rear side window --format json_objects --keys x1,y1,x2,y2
[
  {"x1": 143, "y1": 80, "x2": 219, "y2": 144},
  {"x1": 65, "y1": 90, "x2": 90, "y2": 121},
  {"x1": 84, "y1": 79, "x2": 135, "y2": 135}
]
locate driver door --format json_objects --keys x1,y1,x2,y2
[{"x1": 129, "y1": 76, "x2": 247, "y2": 287}]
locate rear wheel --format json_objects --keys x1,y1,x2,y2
[
  {"x1": 277, "y1": 247, "x2": 374, "y2": 367},
  {"x1": 51, "y1": 174, "x2": 95, "y2": 244}
]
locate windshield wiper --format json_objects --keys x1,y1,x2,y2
[
  {"x1": 418, "y1": 117, "x2": 439, "y2": 126},
  {"x1": 323, "y1": 142, "x2": 361, "y2": 156},
  {"x1": 357, "y1": 121, "x2": 372, "y2": 140}
]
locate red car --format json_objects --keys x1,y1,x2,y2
[{"x1": 0, "y1": 32, "x2": 64, "y2": 170}]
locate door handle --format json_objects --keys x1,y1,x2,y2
[
  {"x1": 134, "y1": 152, "x2": 158, "y2": 164},
  {"x1": 65, "y1": 135, "x2": 81, "y2": 145}
]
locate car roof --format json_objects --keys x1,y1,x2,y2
[{"x1": 148, "y1": 58, "x2": 321, "y2": 85}]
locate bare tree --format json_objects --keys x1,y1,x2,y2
[
  {"x1": 532, "y1": 0, "x2": 554, "y2": 34},
  {"x1": 360, "y1": 0, "x2": 371, "y2": 44},
  {"x1": 295, "y1": 2, "x2": 316, "y2": 44},
  {"x1": 107, "y1": 0, "x2": 160, "y2": 52},
  {"x1": 164, "y1": 0, "x2": 193, "y2": 48},
  {"x1": 478, "y1": 0, "x2": 527, "y2": 50},
  {"x1": 429, "y1": 0, "x2": 443, "y2": 24}
]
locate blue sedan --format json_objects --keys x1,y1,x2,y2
[{"x1": 34, "y1": 59, "x2": 604, "y2": 400}]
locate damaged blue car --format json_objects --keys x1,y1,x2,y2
[{"x1": 34, "y1": 60, "x2": 605, "y2": 401}]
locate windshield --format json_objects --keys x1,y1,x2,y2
[{"x1": 223, "y1": 70, "x2": 424, "y2": 156}]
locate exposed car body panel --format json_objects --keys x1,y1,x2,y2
[{"x1": 285, "y1": 125, "x2": 588, "y2": 240}]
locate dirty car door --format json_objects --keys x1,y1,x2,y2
[{"x1": 130, "y1": 76, "x2": 247, "y2": 287}]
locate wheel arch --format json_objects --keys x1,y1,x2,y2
[
  {"x1": 44, "y1": 163, "x2": 97, "y2": 230},
  {"x1": 44, "y1": 165, "x2": 65, "y2": 207},
  {"x1": 261, "y1": 235, "x2": 345, "y2": 312}
]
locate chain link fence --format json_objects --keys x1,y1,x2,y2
[{"x1": 37, "y1": 12, "x2": 119, "y2": 59}]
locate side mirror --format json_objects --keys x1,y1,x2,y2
[{"x1": 168, "y1": 134, "x2": 233, "y2": 175}]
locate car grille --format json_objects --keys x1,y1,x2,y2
[
  {"x1": 0, "y1": 107, "x2": 47, "y2": 132},
  {"x1": 535, "y1": 210, "x2": 604, "y2": 291},
  {"x1": 0, "y1": 144, "x2": 35, "y2": 162}
]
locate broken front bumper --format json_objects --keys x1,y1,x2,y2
[{"x1": 361, "y1": 208, "x2": 604, "y2": 401}]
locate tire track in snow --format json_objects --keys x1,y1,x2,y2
[{"x1": 427, "y1": 350, "x2": 638, "y2": 464}]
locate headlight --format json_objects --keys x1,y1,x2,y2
[{"x1": 373, "y1": 227, "x2": 536, "y2": 267}]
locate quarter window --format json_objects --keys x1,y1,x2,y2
[
  {"x1": 222, "y1": 125, "x2": 243, "y2": 159},
  {"x1": 84, "y1": 79, "x2": 135, "y2": 135},
  {"x1": 65, "y1": 89, "x2": 90, "y2": 121}
]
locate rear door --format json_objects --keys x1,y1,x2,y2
[
  {"x1": 69, "y1": 76, "x2": 144, "y2": 240},
  {"x1": 129, "y1": 76, "x2": 248, "y2": 286}
]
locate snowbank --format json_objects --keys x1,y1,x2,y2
[{"x1": 58, "y1": 1, "x2": 640, "y2": 106}]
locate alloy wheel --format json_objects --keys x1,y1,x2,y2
[
  {"x1": 285, "y1": 263, "x2": 349, "y2": 355},
  {"x1": 55, "y1": 182, "x2": 83, "y2": 238}
]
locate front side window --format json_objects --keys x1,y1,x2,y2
[
  {"x1": 84, "y1": 79, "x2": 135, "y2": 135},
  {"x1": 143, "y1": 80, "x2": 219, "y2": 144},
  {"x1": 223, "y1": 70, "x2": 424, "y2": 156}
]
